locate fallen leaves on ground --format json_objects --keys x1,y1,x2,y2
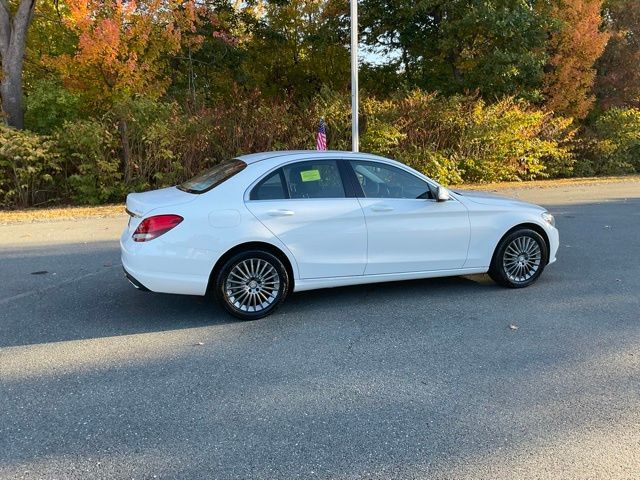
[{"x1": 0, "y1": 205, "x2": 124, "y2": 224}]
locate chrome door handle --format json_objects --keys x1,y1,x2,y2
[
  {"x1": 268, "y1": 209, "x2": 295, "y2": 217},
  {"x1": 371, "y1": 205, "x2": 394, "y2": 212}
]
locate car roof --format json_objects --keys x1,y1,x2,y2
[{"x1": 236, "y1": 150, "x2": 389, "y2": 165}]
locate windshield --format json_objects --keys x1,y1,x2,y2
[{"x1": 178, "y1": 160, "x2": 246, "y2": 194}]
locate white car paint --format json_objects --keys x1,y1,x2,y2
[
  {"x1": 121, "y1": 150, "x2": 559, "y2": 296},
  {"x1": 246, "y1": 197, "x2": 367, "y2": 278},
  {"x1": 357, "y1": 196, "x2": 470, "y2": 274}
]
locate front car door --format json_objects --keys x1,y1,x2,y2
[
  {"x1": 245, "y1": 159, "x2": 367, "y2": 279},
  {"x1": 348, "y1": 159, "x2": 471, "y2": 275}
]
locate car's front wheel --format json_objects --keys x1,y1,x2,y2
[
  {"x1": 489, "y1": 228, "x2": 548, "y2": 288},
  {"x1": 215, "y1": 250, "x2": 289, "y2": 320}
]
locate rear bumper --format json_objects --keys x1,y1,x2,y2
[
  {"x1": 120, "y1": 230, "x2": 211, "y2": 296},
  {"x1": 123, "y1": 267, "x2": 150, "y2": 291}
]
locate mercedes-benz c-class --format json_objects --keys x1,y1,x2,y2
[{"x1": 121, "y1": 151, "x2": 559, "y2": 320}]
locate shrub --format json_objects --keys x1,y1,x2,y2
[
  {"x1": 24, "y1": 80, "x2": 82, "y2": 135},
  {"x1": 169, "y1": 89, "x2": 322, "y2": 178},
  {"x1": 114, "y1": 98, "x2": 181, "y2": 191},
  {"x1": 0, "y1": 125, "x2": 60, "y2": 207},
  {"x1": 54, "y1": 119, "x2": 122, "y2": 204},
  {"x1": 581, "y1": 108, "x2": 640, "y2": 175},
  {"x1": 395, "y1": 93, "x2": 576, "y2": 183},
  {"x1": 0, "y1": 90, "x2": 598, "y2": 209},
  {"x1": 317, "y1": 90, "x2": 575, "y2": 184}
]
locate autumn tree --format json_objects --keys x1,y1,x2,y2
[
  {"x1": 23, "y1": 0, "x2": 78, "y2": 87},
  {"x1": 0, "y1": 0, "x2": 37, "y2": 128},
  {"x1": 543, "y1": 0, "x2": 608, "y2": 119},
  {"x1": 53, "y1": 0, "x2": 200, "y2": 107},
  {"x1": 52, "y1": 0, "x2": 200, "y2": 180},
  {"x1": 596, "y1": 0, "x2": 640, "y2": 108}
]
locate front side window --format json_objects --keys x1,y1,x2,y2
[
  {"x1": 178, "y1": 159, "x2": 246, "y2": 194},
  {"x1": 282, "y1": 160, "x2": 346, "y2": 199},
  {"x1": 350, "y1": 161, "x2": 433, "y2": 199}
]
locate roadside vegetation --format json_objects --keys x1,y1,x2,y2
[{"x1": 1, "y1": 0, "x2": 640, "y2": 208}]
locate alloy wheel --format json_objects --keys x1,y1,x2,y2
[
  {"x1": 224, "y1": 258, "x2": 281, "y2": 313},
  {"x1": 502, "y1": 236, "x2": 542, "y2": 283}
]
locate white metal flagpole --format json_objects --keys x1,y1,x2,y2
[{"x1": 350, "y1": 0, "x2": 359, "y2": 152}]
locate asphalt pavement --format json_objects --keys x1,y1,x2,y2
[{"x1": 1, "y1": 181, "x2": 639, "y2": 479}]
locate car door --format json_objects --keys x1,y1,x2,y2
[
  {"x1": 348, "y1": 159, "x2": 470, "y2": 275},
  {"x1": 245, "y1": 159, "x2": 367, "y2": 279}
]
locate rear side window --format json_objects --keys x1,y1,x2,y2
[
  {"x1": 250, "y1": 160, "x2": 347, "y2": 200},
  {"x1": 178, "y1": 160, "x2": 246, "y2": 194},
  {"x1": 250, "y1": 169, "x2": 287, "y2": 200},
  {"x1": 283, "y1": 160, "x2": 345, "y2": 199}
]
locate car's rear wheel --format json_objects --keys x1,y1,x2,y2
[
  {"x1": 215, "y1": 250, "x2": 289, "y2": 320},
  {"x1": 489, "y1": 228, "x2": 548, "y2": 288}
]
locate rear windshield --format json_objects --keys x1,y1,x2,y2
[{"x1": 177, "y1": 160, "x2": 246, "y2": 194}]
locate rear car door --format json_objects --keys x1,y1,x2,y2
[
  {"x1": 348, "y1": 160, "x2": 470, "y2": 275},
  {"x1": 245, "y1": 159, "x2": 367, "y2": 279}
]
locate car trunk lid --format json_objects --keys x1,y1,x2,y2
[{"x1": 125, "y1": 187, "x2": 196, "y2": 218}]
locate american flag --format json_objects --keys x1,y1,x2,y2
[{"x1": 316, "y1": 118, "x2": 327, "y2": 151}]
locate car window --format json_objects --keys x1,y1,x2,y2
[
  {"x1": 282, "y1": 160, "x2": 346, "y2": 199},
  {"x1": 350, "y1": 161, "x2": 433, "y2": 199},
  {"x1": 250, "y1": 169, "x2": 287, "y2": 200},
  {"x1": 178, "y1": 159, "x2": 246, "y2": 194}
]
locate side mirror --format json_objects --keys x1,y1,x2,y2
[{"x1": 436, "y1": 186, "x2": 451, "y2": 202}]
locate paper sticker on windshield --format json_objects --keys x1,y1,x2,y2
[{"x1": 300, "y1": 169, "x2": 321, "y2": 182}]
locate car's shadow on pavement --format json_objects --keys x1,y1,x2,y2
[
  {"x1": 0, "y1": 244, "x2": 502, "y2": 348},
  {"x1": 283, "y1": 273, "x2": 498, "y2": 312}
]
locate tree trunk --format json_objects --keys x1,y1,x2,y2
[
  {"x1": 0, "y1": 0, "x2": 37, "y2": 129},
  {"x1": 1, "y1": 57, "x2": 25, "y2": 128},
  {"x1": 119, "y1": 118, "x2": 132, "y2": 184}
]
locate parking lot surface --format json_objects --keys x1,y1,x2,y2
[{"x1": 1, "y1": 181, "x2": 639, "y2": 479}]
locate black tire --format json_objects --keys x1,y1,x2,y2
[
  {"x1": 214, "y1": 250, "x2": 289, "y2": 320},
  {"x1": 489, "y1": 228, "x2": 548, "y2": 288}
]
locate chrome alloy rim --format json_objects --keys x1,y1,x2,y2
[
  {"x1": 225, "y1": 259, "x2": 280, "y2": 312},
  {"x1": 503, "y1": 236, "x2": 542, "y2": 283}
]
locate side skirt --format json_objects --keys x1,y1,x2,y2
[{"x1": 293, "y1": 267, "x2": 489, "y2": 292}]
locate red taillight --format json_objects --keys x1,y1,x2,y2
[{"x1": 132, "y1": 214, "x2": 183, "y2": 242}]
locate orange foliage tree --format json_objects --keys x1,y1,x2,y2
[
  {"x1": 543, "y1": 0, "x2": 609, "y2": 119},
  {"x1": 51, "y1": 0, "x2": 203, "y2": 182},
  {"x1": 53, "y1": 0, "x2": 202, "y2": 107}
]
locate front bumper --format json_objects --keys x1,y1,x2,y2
[{"x1": 547, "y1": 225, "x2": 560, "y2": 265}]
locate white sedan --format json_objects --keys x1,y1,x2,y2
[{"x1": 121, "y1": 151, "x2": 559, "y2": 320}]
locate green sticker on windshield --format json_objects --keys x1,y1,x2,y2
[{"x1": 300, "y1": 169, "x2": 321, "y2": 182}]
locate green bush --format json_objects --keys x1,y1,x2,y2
[
  {"x1": 24, "y1": 80, "x2": 82, "y2": 135},
  {"x1": 113, "y1": 98, "x2": 182, "y2": 191},
  {"x1": 317, "y1": 90, "x2": 575, "y2": 184},
  {"x1": 580, "y1": 108, "x2": 640, "y2": 175},
  {"x1": 3, "y1": 90, "x2": 634, "y2": 210},
  {"x1": 54, "y1": 119, "x2": 122, "y2": 204},
  {"x1": 0, "y1": 125, "x2": 60, "y2": 207},
  {"x1": 397, "y1": 93, "x2": 576, "y2": 183}
]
